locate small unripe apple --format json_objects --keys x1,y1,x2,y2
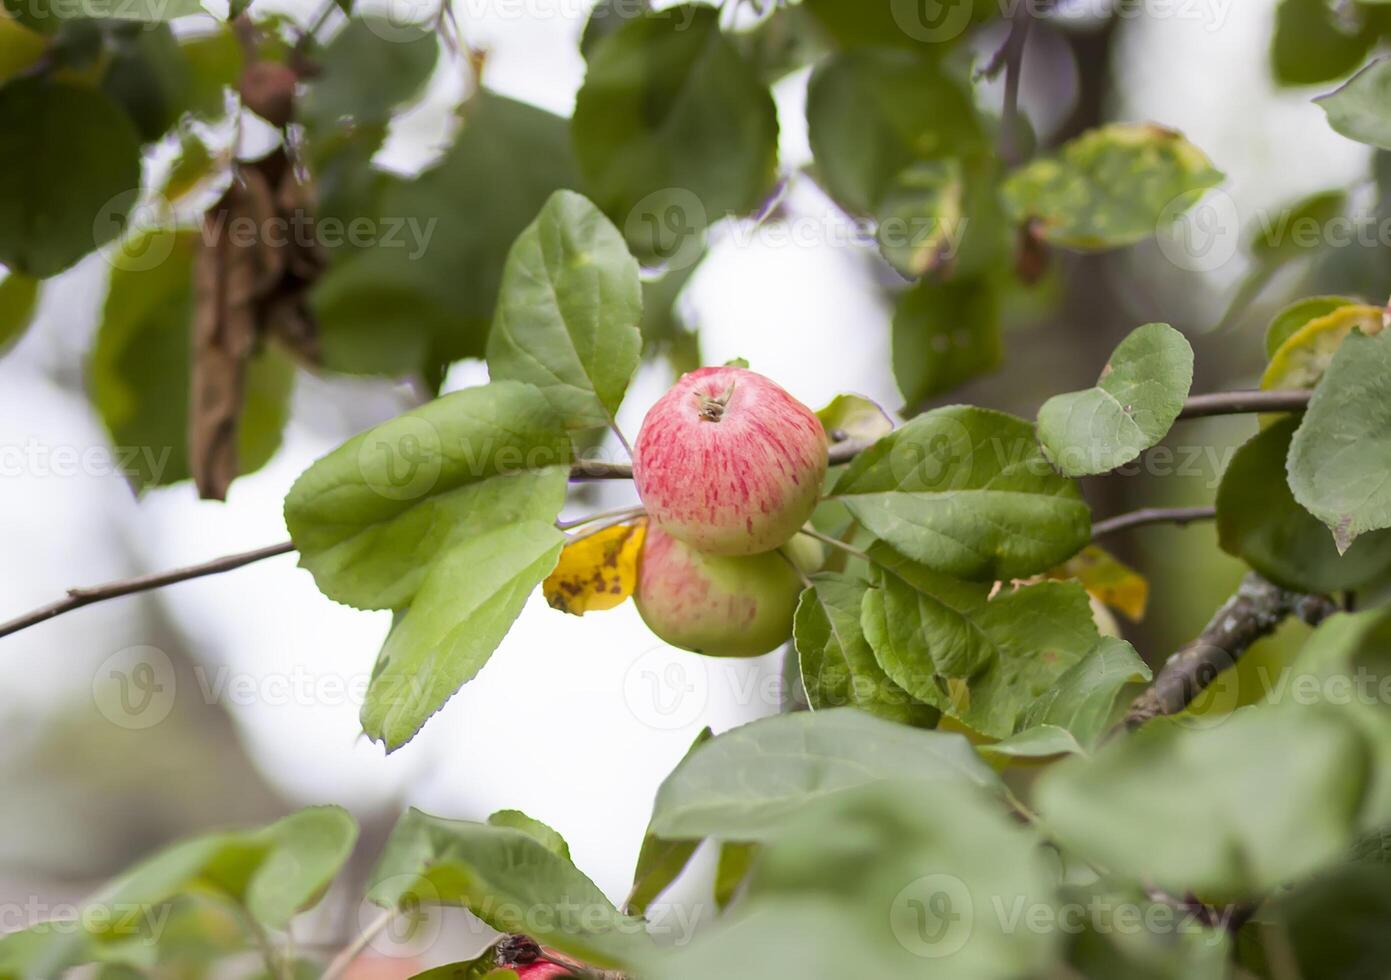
[
  {"x1": 633, "y1": 366, "x2": 828, "y2": 556},
  {"x1": 635, "y1": 526, "x2": 822, "y2": 658}
]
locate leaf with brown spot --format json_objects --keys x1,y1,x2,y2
[{"x1": 544, "y1": 523, "x2": 646, "y2": 615}]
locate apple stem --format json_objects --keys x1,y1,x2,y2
[
  {"x1": 778, "y1": 547, "x2": 815, "y2": 590},
  {"x1": 557, "y1": 505, "x2": 647, "y2": 531},
  {"x1": 695, "y1": 380, "x2": 737, "y2": 422},
  {"x1": 565, "y1": 510, "x2": 648, "y2": 545},
  {"x1": 798, "y1": 527, "x2": 876, "y2": 567}
]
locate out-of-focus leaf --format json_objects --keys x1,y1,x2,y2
[
  {"x1": 1037, "y1": 323, "x2": 1194, "y2": 477},
  {"x1": 1261, "y1": 302, "x2": 1383, "y2": 391},
  {"x1": 544, "y1": 523, "x2": 645, "y2": 615},
  {"x1": 1001, "y1": 123, "x2": 1223, "y2": 250},
  {"x1": 626, "y1": 728, "x2": 711, "y2": 918},
  {"x1": 573, "y1": 4, "x2": 778, "y2": 262},
  {"x1": 891, "y1": 276, "x2": 1000, "y2": 409},
  {"x1": 815, "y1": 393, "x2": 893, "y2": 446},
  {"x1": 1048, "y1": 545, "x2": 1149, "y2": 621},
  {"x1": 91, "y1": 230, "x2": 294, "y2": 492},
  {"x1": 0, "y1": 271, "x2": 38, "y2": 353},
  {"x1": 0, "y1": 79, "x2": 142, "y2": 278},
  {"x1": 714, "y1": 842, "x2": 755, "y2": 910},
  {"x1": 831, "y1": 406, "x2": 1091, "y2": 581},
  {"x1": 1219, "y1": 416, "x2": 1391, "y2": 591},
  {"x1": 182, "y1": 26, "x2": 243, "y2": 119},
  {"x1": 1265, "y1": 294, "x2": 1360, "y2": 357},
  {"x1": 362, "y1": 522, "x2": 565, "y2": 751},
  {"x1": 806, "y1": 48, "x2": 982, "y2": 215},
  {"x1": 300, "y1": 19, "x2": 438, "y2": 131},
  {"x1": 649, "y1": 708, "x2": 1000, "y2": 842},
  {"x1": 876, "y1": 160, "x2": 966, "y2": 278},
  {"x1": 0, "y1": 16, "x2": 45, "y2": 81},
  {"x1": 1036, "y1": 709, "x2": 1370, "y2": 901},
  {"x1": 1317, "y1": 57, "x2": 1391, "y2": 149},
  {"x1": 1271, "y1": 0, "x2": 1380, "y2": 86},
  {"x1": 101, "y1": 24, "x2": 189, "y2": 142},
  {"x1": 312, "y1": 92, "x2": 579, "y2": 380},
  {"x1": 487, "y1": 190, "x2": 643, "y2": 430},
  {"x1": 368, "y1": 809, "x2": 650, "y2": 969},
  {"x1": 1288, "y1": 329, "x2": 1391, "y2": 552}
]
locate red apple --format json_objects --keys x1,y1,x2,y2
[
  {"x1": 632, "y1": 366, "x2": 828, "y2": 556},
  {"x1": 635, "y1": 525, "x2": 822, "y2": 658},
  {"x1": 513, "y1": 963, "x2": 574, "y2": 979}
]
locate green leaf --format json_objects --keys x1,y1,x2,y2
[
  {"x1": 1288, "y1": 329, "x2": 1391, "y2": 552},
  {"x1": 649, "y1": 781, "x2": 1056, "y2": 980},
  {"x1": 626, "y1": 727, "x2": 710, "y2": 918},
  {"x1": 713, "y1": 842, "x2": 755, "y2": 910},
  {"x1": 1265, "y1": 295, "x2": 1360, "y2": 357},
  {"x1": 1283, "y1": 608, "x2": 1391, "y2": 827},
  {"x1": 91, "y1": 230, "x2": 294, "y2": 492},
  {"x1": 181, "y1": 25, "x2": 243, "y2": 119},
  {"x1": 806, "y1": 48, "x2": 982, "y2": 215},
  {"x1": 312, "y1": 92, "x2": 579, "y2": 379},
  {"x1": 801, "y1": 0, "x2": 997, "y2": 50},
  {"x1": 862, "y1": 550, "x2": 1102, "y2": 738},
  {"x1": 0, "y1": 17, "x2": 46, "y2": 82},
  {"x1": 1018, "y1": 636, "x2": 1152, "y2": 749},
  {"x1": 100, "y1": 24, "x2": 191, "y2": 143},
  {"x1": 486, "y1": 810, "x2": 570, "y2": 861},
  {"x1": 300, "y1": 19, "x2": 438, "y2": 132},
  {"x1": 1036, "y1": 708, "x2": 1371, "y2": 900},
  {"x1": 830, "y1": 406, "x2": 1091, "y2": 581},
  {"x1": 368, "y1": 809, "x2": 649, "y2": 969},
  {"x1": 1317, "y1": 57, "x2": 1391, "y2": 150},
  {"x1": 487, "y1": 190, "x2": 643, "y2": 430},
  {"x1": 1001, "y1": 123, "x2": 1223, "y2": 251},
  {"x1": 649, "y1": 708, "x2": 1000, "y2": 842},
  {"x1": 0, "y1": 806, "x2": 357, "y2": 977},
  {"x1": 408, "y1": 950, "x2": 508, "y2": 980},
  {"x1": 1036, "y1": 322, "x2": 1194, "y2": 477},
  {"x1": 14, "y1": 0, "x2": 205, "y2": 20},
  {"x1": 891, "y1": 275, "x2": 1001, "y2": 409},
  {"x1": 361, "y1": 521, "x2": 565, "y2": 751},
  {"x1": 0, "y1": 271, "x2": 38, "y2": 353},
  {"x1": 794, "y1": 573, "x2": 938, "y2": 727},
  {"x1": 1245, "y1": 861, "x2": 1391, "y2": 980},
  {"x1": 0, "y1": 79, "x2": 142, "y2": 278},
  {"x1": 1220, "y1": 415, "x2": 1391, "y2": 591},
  {"x1": 876, "y1": 160, "x2": 966, "y2": 278},
  {"x1": 573, "y1": 4, "x2": 777, "y2": 261},
  {"x1": 1271, "y1": 0, "x2": 1379, "y2": 86},
  {"x1": 978, "y1": 724, "x2": 1084, "y2": 760},
  {"x1": 815, "y1": 394, "x2": 893, "y2": 447},
  {"x1": 283, "y1": 380, "x2": 570, "y2": 610},
  {"x1": 1060, "y1": 881, "x2": 1232, "y2": 980}
]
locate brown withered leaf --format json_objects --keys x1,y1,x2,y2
[{"x1": 191, "y1": 165, "x2": 278, "y2": 500}]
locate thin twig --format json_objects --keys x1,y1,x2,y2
[
  {"x1": 1176, "y1": 389, "x2": 1310, "y2": 419},
  {"x1": 557, "y1": 505, "x2": 646, "y2": 531},
  {"x1": 1090, "y1": 506, "x2": 1216, "y2": 541},
  {"x1": 997, "y1": 6, "x2": 1034, "y2": 167},
  {"x1": 0, "y1": 542, "x2": 296, "y2": 640},
  {"x1": 798, "y1": 527, "x2": 875, "y2": 566},
  {"x1": 0, "y1": 391, "x2": 1312, "y2": 642},
  {"x1": 565, "y1": 511, "x2": 647, "y2": 546},
  {"x1": 321, "y1": 908, "x2": 395, "y2": 980}
]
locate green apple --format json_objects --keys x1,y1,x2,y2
[{"x1": 635, "y1": 526, "x2": 822, "y2": 657}]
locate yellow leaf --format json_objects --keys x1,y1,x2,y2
[
  {"x1": 544, "y1": 523, "x2": 646, "y2": 616},
  {"x1": 1262, "y1": 304, "x2": 1384, "y2": 392},
  {"x1": 1048, "y1": 545, "x2": 1148, "y2": 622}
]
